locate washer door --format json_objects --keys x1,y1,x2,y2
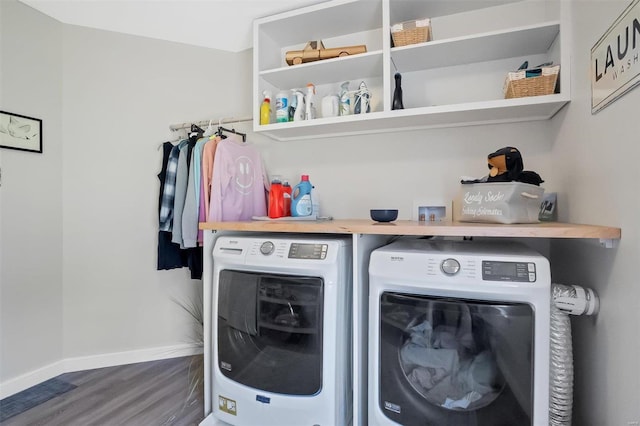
[
  {"x1": 217, "y1": 270, "x2": 324, "y2": 395},
  {"x1": 379, "y1": 292, "x2": 533, "y2": 426}
]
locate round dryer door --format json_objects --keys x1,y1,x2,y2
[{"x1": 378, "y1": 292, "x2": 535, "y2": 426}]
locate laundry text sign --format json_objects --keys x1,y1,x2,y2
[{"x1": 591, "y1": 0, "x2": 640, "y2": 113}]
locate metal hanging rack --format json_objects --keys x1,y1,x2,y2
[{"x1": 169, "y1": 115, "x2": 253, "y2": 132}]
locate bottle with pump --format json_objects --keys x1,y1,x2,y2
[
  {"x1": 291, "y1": 175, "x2": 313, "y2": 217},
  {"x1": 268, "y1": 177, "x2": 284, "y2": 218},
  {"x1": 260, "y1": 91, "x2": 272, "y2": 125},
  {"x1": 275, "y1": 90, "x2": 289, "y2": 123}
]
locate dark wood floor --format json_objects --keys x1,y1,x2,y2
[{"x1": 1, "y1": 355, "x2": 205, "y2": 426}]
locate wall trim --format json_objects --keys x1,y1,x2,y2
[{"x1": 0, "y1": 343, "x2": 203, "y2": 400}]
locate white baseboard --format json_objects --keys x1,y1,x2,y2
[
  {"x1": 199, "y1": 413, "x2": 233, "y2": 426},
  {"x1": 0, "y1": 360, "x2": 67, "y2": 400},
  {"x1": 0, "y1": 343, "x2": 203, "y2": 400}
]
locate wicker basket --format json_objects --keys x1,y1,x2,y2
[
  {"x1": 391, "y1": 18, "x2": 431, "y2": 47},
  {"x1": 504, "y1": 65, "x2": 560, "y2": 99}
]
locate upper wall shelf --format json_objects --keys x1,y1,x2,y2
[
  {"x1": 259, "y1": 51, "x2": 384, "y2": 89},
  {"x1": 390, "y1": 22, "x2": 560, "y2": 72},
  {"x1": 255, "y1": 95, "x2": 568, "y2": 141},
  {"x1": 253, "y1": 0, "x2": 571, "y2": 140}
]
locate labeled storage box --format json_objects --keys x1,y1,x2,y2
[
  {"x1": 391, "y1": 18, "x2": 432, "y2": 47},
  {"x1": 504, "y1": 64, "x2": 559, "y2": 99},
  {"x1": 459, "y1": 182, "x2": 544, "y2": 224}
]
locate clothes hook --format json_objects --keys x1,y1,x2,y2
[{"x1": 204, "y1": 119, "x2": 214, "y2": 137}]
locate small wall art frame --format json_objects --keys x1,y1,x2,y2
[
  {"x1": 412, "y1": 200, "x2": 452, "y2": 222},
  {"x1": 0, "y1": 110, "x2": 43, "y2": 153}
]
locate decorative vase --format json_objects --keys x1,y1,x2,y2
[{"x1": 392, "y1": 73, "x2": 404, "y2": 110}]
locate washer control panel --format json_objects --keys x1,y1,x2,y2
[
  {"x1": 482, "y1": 261, "x2": 536, "y2": 282},
  {"x1": 288, "y1": 243, "x2": 328, "y2": 260}
]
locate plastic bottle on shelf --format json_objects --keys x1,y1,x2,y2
[
  {"x1": 275, "y1": 90, "x2": 289, "y2": 123},
  {"x1": 292, "y1": 90, "x2": 305, "y2": 121},
  {"x1": 353, "y1": 81, "x2": 371, "y2": 114},
  {"x1": 260, "y1": 91, "x2": 272, "y2": 125},
  {"x1": 305, "y1": 83, "x2": 316, "y2": 120},
  {"x1": 268, "y1": 178, "x2": 284, "y2": 218},
  {"x1": 291, "y1": 175, "x2": 313, "y2": 217},
  {"x1": 288, "y1": 90, "x2": 297, "y2": 122},
  {"x1": 283, "y1": 180, "x2": 292, "y2": 217},
  {"x1": 339, "y1": 81, "x2": 351, "y2": 116}
]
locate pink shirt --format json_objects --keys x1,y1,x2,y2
[
  {"x1": 208, "y1": 137, "x2": 268, "y2": 221},
  {"x1": 198, "y1": 137, "x2": 221, "y2": 244}
]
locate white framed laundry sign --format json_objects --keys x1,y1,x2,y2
[{"x1": 591, "y1": 0, "x2": 640, "y2": 113}]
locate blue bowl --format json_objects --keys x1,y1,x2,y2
[{"x1": 370, "y1": 209, "x2": 398, "y2": 222}]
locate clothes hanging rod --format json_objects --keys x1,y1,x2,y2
[{"x1": 169, "y1": 116, "x2": 253, "y2": 132}]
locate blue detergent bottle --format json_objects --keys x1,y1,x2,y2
[{"x1": 291, "y1": 174, "x2": 313, "y2": 217}]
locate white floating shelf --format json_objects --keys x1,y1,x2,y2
[
  {"x1": 255, "y1": 94, "x2": 570, "y2": 141},
  {"x1": 391, "y1": 22, "x2": 560, "y2": 72}
]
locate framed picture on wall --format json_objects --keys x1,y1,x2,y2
[
  {"x1": 412, "y1": 200, "x2": 452, "y2": 222},
  {"x1": 0, "y1": 110, "x2": 43, "y2": 153}
]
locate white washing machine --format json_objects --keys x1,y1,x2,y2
[
  {"x1": 211, "y1": 234, "x2": 352, "y2": 426},
  {"x1": 368, "y1": 238, "x2": 551, "y2": 426}
]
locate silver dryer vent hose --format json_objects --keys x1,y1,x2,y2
[{"x1": 549, "y1": 283, "x2": 599, "y2": 426}]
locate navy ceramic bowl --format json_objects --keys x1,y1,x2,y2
[{"x1": 370, "y1": 209, "x2": 398, "y2": 222}]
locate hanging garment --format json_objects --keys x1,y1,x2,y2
[
  {"x1": 157, "y1": 141, "x2": 189, "y2": 270},
  {"x1": 198, "y1": 137, "x2": 222, "y2": 245},
  {"x1": 193, "y1": 137, "x2": 208, "y2": 216},
  {"x1": 208, "y1": 136, "x2": 269, "y2": 221},
  {"x1": 171, "y1": 142, "x2": 190, "y2": 247},
  {"x1": 201, "y1": 137, "x2": 222, "y2": 220},
  {"x1": 158, "y1": 141, "x2": 184, "y2": 231},
  {"x1": 182, "y1": 144, "x2": 200, "y2": 248}
]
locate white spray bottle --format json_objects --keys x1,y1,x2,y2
[
  {"x1": 293, "y1": 90, "x2": 305, "y2": 121},
  {"x1": 305, "y1": 83, "x2": 316, "y2": 120}
]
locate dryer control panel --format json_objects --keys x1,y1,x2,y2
[
  {"x1": 288, "y1": 243, "x2": 328, "y2": 260},
  {"x1": 482, "y1": 260, "x2": 536, "y2": 282}
]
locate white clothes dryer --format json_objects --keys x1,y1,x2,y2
[
  {"x1": 211, "y1": 234, "x2": 352, "y2": 426},
  {"x1": 368, "y1": 238, "x2": 551, "y2": 426}
]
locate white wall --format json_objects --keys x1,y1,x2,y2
[
  {"x1": 0, "y1": 0, "x2": 64, "y2": 385},
  {"x1": 0, "y1": 0, "x2": 249, "y2": 392},
  {"x1": 547, "y1": 1, "x2": 640, "y2": 424},
  {"x1": 60, "y1": 25, "x2": 249, "y2": 358}
]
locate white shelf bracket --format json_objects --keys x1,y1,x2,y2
[{"x1": 599, "y1": 238, "x2": 617, "y2": 249}]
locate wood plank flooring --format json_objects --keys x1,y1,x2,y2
[{"x1": 1, "y1": 355, "x2": 205, "y2": 426}]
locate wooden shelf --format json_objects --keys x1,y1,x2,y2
[{"x1": 200, "y1": 219, "x2": 621, "y2": 241}]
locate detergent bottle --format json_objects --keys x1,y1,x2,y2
[
  {"x1": 291, "y1": 175, "x2": 313, "y2": 217},
  {"x1": 283, "y1": 180, "x2": 292, "y2": 217},
  {"x1": 268, "y1": 177, "x2": 284, "y2": 218},
  {"x1": 260, "y1": 90, "x2": 271, "y2": 125}
]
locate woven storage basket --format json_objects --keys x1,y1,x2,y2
[
  {"x1": 504, "y1": 65, "x2": 560, "y2": 99},
  {"x1": 391, "y1": 18, "x2": 431, "y2": 47}
]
